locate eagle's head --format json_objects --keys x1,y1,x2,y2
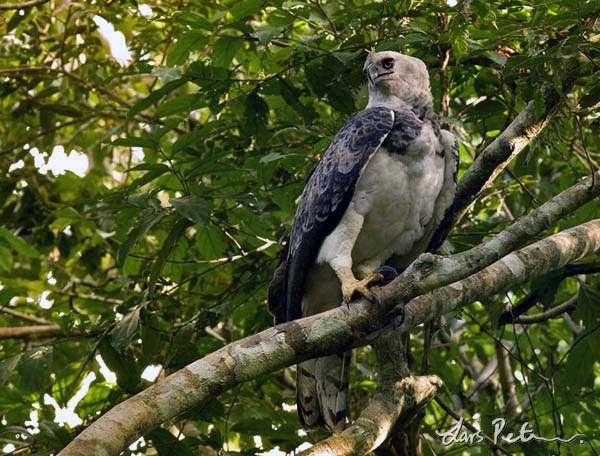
[{"x1": 363, "y1": 51, "x2": 433, "y2": 113}]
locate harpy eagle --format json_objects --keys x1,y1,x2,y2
[{"x1": 268, "y1": 51, "x2": 458, "y2": 432}]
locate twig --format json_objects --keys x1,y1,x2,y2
[
  {"x1": 0, "y1": 325, "x2": 69, "y2": 339},
  {"x1": 0, "y1": 306, "x2": 53, "y2": 325},
  {"x1": 0, "y1": 0, "x2": 49, "y2": 11},
  {"x1": 507, "y1": 295, "x2": 577, "y2": 325}
]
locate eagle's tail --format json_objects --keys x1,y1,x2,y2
[{"x1": 297, "y1": 351, "x2": 350, "y2": 433}]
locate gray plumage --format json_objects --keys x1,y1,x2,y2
[{"x1": 268, "y1": 51, "x2": 458, "y2": 433}]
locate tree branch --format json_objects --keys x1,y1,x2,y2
[
  {"x1": 0, "y1": 325, "x2": 67, "y2": 339},
  {"x1": 298, "y1": 375, "x2": 442, "y2": 456},
  {"x1": 508, "y1": 294, "x2": 578, "y2": 325},
  {"x1": 0, "y1": 0, "x2": 49, "y2": 10},
  {"x1": 0, "y1": 306, "x2": 53, "y2": 325}
]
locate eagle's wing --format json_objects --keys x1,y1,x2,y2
[{"x1": 268, "y1": 107, "x2": 395, "y2": 323}]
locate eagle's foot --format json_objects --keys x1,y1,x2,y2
[{"x1": 338, "y1": 268, "x2": 385, "y2": 305}]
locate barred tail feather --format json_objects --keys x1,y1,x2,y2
[
  {"x1": 297, "y1": 352, "x2": 350, "y2": 433},
  {"x1": 297, "y1": 359, "x2": 323, "y2": 429}
]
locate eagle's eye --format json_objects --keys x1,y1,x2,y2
[{"x1": 381, "y1": 58, "x2": 394, "y2": 70}]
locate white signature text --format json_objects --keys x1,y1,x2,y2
[{"x1": 435, "y1": 418, "x2": 586, "y2": 446}]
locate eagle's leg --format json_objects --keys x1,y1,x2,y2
[{"x1": 336, "y1": 267, "x2": 384, "y2": 304}]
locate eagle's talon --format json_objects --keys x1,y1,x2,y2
[
  {"x1": 392, "y1": 307, "x2": 405, "y2": 327},
  {"x1": 370, "y1": 291, "x2": 381, "y2": 307},
  {"x1": 340, "y1": 272, "x2": 385, "y2": 304}
]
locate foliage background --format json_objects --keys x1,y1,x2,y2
[{"x1": 0, "y1": 0, "x2": 599, "y2": 454}]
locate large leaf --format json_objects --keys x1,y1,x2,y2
[
  {"x1": 167, "y1": 31, "x2": 208, "y2": 67},
  {"x1": 129, "y1": 164, "x2": 171, "y2": 191},
  {"x1": 212, "y1": 36, "x2": 243, "y2": 68},
  {"x1": 147, "y1": 428, "x2": 193, "y2": 456},
  {"x1": 17, "y1": 347, "x2": 53, "y2": 393},
  {"x1": 118, "y1": 209, "x2": 167, "y2": 266},
  {"x1": 148, "y1": 218, "x2": 190, "y2": 294},
  {"x1": 110, "y1": 307, "x2": 141, "y2": 353},
  {"x1": 0, "y1": 227, "x2": 39, "y2": 258},
  {"x1": 0, "y1": 354, "x2": 22, "y2": 386},
  {"x1": 169, "y1": 195, "x2": 211, "y2": 225}
]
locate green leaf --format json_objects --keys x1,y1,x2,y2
[
  {"x1": 110, "y1": 307, "x2": 141, "y2": 353},
  {"x1": 575, "y1": 284, "x2": 600, "y2": 356},
  {"x1": 172, "y1": 124, "x2": 211, "y2": 154},
  {"x1": 530, "y1": 270, "x2": 561, "y2": 306},
  {"x1": 0, "y1": 245, "x2": 13, "y2": 271},
  {"x1": 113, "y1": 137, "x2": 157, "y2": 149},
  {"x1": 332, "y1": 50, "x2": 362, "y2": 65},
  {"x1": 43, "y1": 103, "x2": 81, "y2": 117},
  {"x1": 154, "y1": 94, "x2": 203, "y2": 118},
  {"x1": 173, "y1": 11, "x2": 215, "y2": 31},
  {"x1": 212, "y1": 36, "x2": 243, "y2": 68},
  {"x1": 167, "y1": 31, "x2": 208, "y2": 67},
  {"x1": 260, "y1": 152, "x2": 285, "y2": 163},
  {"x1": 152, "y1": 65, "x2": 183, "y2": 83},
  {"x1": 38, "y1": 419, "x2": 73, "y2": 450},
  {"x1": 141, "y1": 313, "x2": 162, "y2": 360},
  {"x1": 129, "y1": 164, "x2": 171, "y2": 191},
  {"x1": 579, "y1": 81, "x2": 600, "y2": 109},
  {"x1": 230, "y1": 0, "x2": 263, "y2": 20},
  {"x1": 563, "y1": 340, "x2": 595, "y2": 388},
  {"x1": 127, "y1": 78, "x2": 188, "y2": 121},
  {"x1": 148, "y1": 428, "x2": 193, "y2": 456},
  {"x1": 169, "y1": 195, "x2": 211, "y2": 225},
  {"x1": 0, "y1": 227, "x2": 39, "y2": 258},
  {"x1": 98, "y1": 341, "x2": 141, "y2": 393},
  {"x1": 484, "y1": 50, "x2": 507, "y2": 67},
  {"x1": 327, "y1": 84, "x2": 355, "y2": 114},
  {"x1": 148, "y1": 218, "x2": 190, "y2": 294},
  {"x1": 17, "y1": 347, "x2": 53, "y2": 393},
  {"x1": 470, "y1": 0, "x2": 489, "y2": 17},
  {"x1": 255, "y1": 26, "x2": 286, "y2": 46},
  {"x1": 118, "y1": 209, "x2": 167, "y2": 266},
  {"x1": 0, "y1": 354, "x2": 22, "y2": 386}
]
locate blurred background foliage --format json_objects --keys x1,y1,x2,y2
[{"x1": 0, "y1": 0, "x2": 599, "y2": 454}]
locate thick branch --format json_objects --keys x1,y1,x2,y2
[{"x1": 298, "y1": 376, "x2": 441, "y2": 456}]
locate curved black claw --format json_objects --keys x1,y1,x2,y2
[
  {"x1": 372, "y1": 265, "x2": 398, "y2": 285},
  {"x1": 370, "y1": 291, "x2": 381, "y2": 308},
  {"x1": 392, "y1": 306, "x2": 405, "y2": 327}
]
